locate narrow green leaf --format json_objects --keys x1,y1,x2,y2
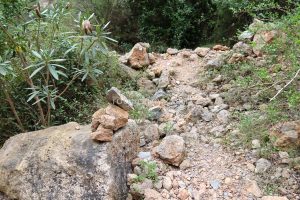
[
  {"x1": 102, "y1": 21, "x2": 110, "y2": 30},
  {"x1": 94, "y1": 69, "x2": 103, "y2": 75},
  {"x1": 103, "y1": 36, "x2": 118, "y2": 43},
  {"x1": 25, "y1": 62, "x2": 45, "y2": 70},
  {"x1": 27, "y1": 91, "x2": 39, "y2": 102},
  {"x1": 32, "y1": 50, "x2": 42, "y2": 59},
  {"x1": 81, "y1": 72, "x2": 88, "y2": 82},
  {"x1": 88, "y1": 13, "x2": 95, "y2": 20},
  {"x1": 30, "y1": 66, "x2": 45, "y2": 78},
  {"x1": 49, "y1": 65, "x2": 59, "y2": 80},
  {"x1": 51, "y1": 64, "x2": 66, "y2": 69},
  {"x1": 32, "y1": 96, "x2": 46, "y2": 105},
  {"x1": 50, "y1": 59, "x2": 66, "y2": 62},
  {"x1": 57, "y1": 71, "x2": 68, "y2": 78},
  {"x1": 50, "y1": 99, "x2": 56, "y2": 109}
]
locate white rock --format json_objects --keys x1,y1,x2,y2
[
  {"x1": 163, "y1": 176, "x2": 172, "y2": 191},
  {"x1": 255, "y1": 158, "x2": 271, "y2": 173},
  {"x1": 252, "y1": 139, "x2": 261, "y2": 149}
]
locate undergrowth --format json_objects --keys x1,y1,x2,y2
[{"x1": 207, "y1": 8, "x2": 300, "y2": 159}]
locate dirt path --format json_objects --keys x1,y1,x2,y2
[
  {"x1": 128, "y1": 47, "x2": 298, "y2": 200},
  {"x1": 153, "y1": 51, "x2": 257, "y2": 199}
]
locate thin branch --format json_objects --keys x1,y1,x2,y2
[
  {"x1": 270, "y1": 68, "x2": 300, "y2": 101},
  {"x1": 1, "y1": 81, "x2": 26, "y2": 132},
  {"x1": 54, "y1": 74, "x2": 79, "y2": 101},
  {"x1": 254, "y1": 81, "x2": 283, "y2": 97}
]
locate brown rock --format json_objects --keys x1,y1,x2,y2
[
  {"x1": 141, "y1": 123, "x2": 160, "y2": 144},
  {"x1": 194, "y1": 47, "x2": 210, "y2": 57},
  {"x1": 128, "y1": 43, "x2": 150, "y2": 69},
  {"x1": 228, "y1": 53, "x2": 245, "y2": 64},
  {"x1": 178, "y1": 188, "x2": 189, "y2": 200},
  {"x1": 91, "y1": 104, "x2": 129, "y2": 133},
  {"x1": 162, "y1": 176, "x2": 172, "y2": 191},
  {"x1": 154, "y1": 135, "x2": 185, "y2": 166},
  {"x1": 270, "y1": 120, "x2": 300, "y2": 148},
  {"x1": 179, "y1": 159, "x2": 191, "y2": 170},
  {"x1": 91, "y1": 126, "x2": 113, "y2": 142},
  {"x1": 213, "y1": 45, "x2": 230, "y2": 51},
  {"x1": 91, "y1": 108, "x2": 106, "y2": 131},
  {"x1": 98, "y1": 114, "x2": 117, "y2": 130},
  {"x1": 253, "y1": 30, "x2": 278, "y2": 56},
  {"x1": 179, "y1": 50, "x2": 192, "y2": 58},
  {"x1": 149, "y1": 65, "x2": 163, "y2": 77},
  {"x1": 104, "y1": 104, "x2": 129, "y2": 131},
  {"x1": 246, "y1": 180, "x2": 262, "y2": 197}
]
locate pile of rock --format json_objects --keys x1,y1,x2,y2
[
  {"x1": 198, "y1": 19, "x2": 283, "y2": 69},
  {"x1": 91, "y1": 87, "x2": 133, "y2": 142}
]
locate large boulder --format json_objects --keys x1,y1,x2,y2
[
  {"x1": 128, "y1": 43, "x2": 150, "y2": 69},
  {"x1": 0, "y1": 121, "x2": 139, "y2": 200},
  {"x1": 153, "y1": 135, "x2": 185, "y2": 166}
]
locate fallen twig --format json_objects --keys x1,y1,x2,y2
[{"x1": 270, "y1": 67, "x2": 300, "y2": 101}]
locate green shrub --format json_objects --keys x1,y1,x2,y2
[
  {"x1": 0, "y1": 0, "x2": 129, "y2": 145},
  {"x1": 133, "y1": 160, "x2": 158, "y2": 183},
  {"x1": 215, "y1": 6, "x2": 300, "y2": 158}
]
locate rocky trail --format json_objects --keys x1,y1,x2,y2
[
  {"x1": 127, "y1": 48, "x2": 259, "y2": 200},
  {"x1": 157, "y1": 51, "x2": 255, "y2": 199},
  {"x1": 125, "y1": 42, "x2": 299, "y2": 199},
  {"x1": 0, "y1": 20, "x2": 299, "y2": 200}
]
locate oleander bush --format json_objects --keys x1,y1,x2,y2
[{"x1": 0, "y1": 0, "x2": 134, "y2": 145}]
